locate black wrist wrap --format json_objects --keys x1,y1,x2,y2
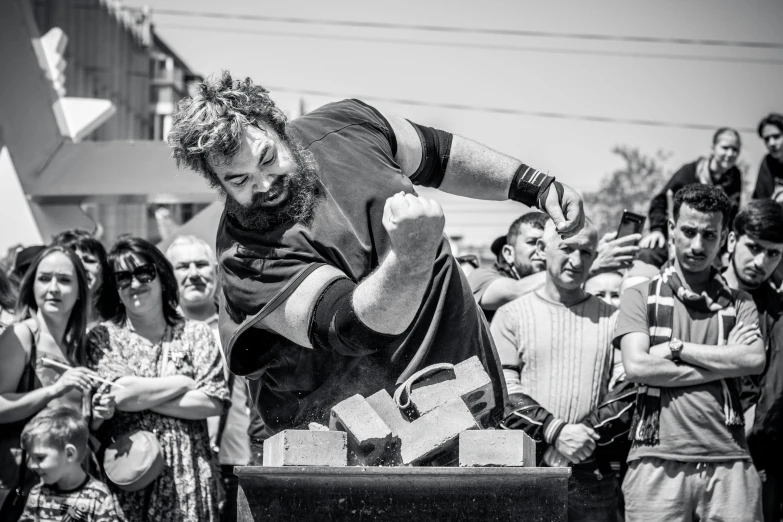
[
  {"x1": 508, "y1": 164, "x2": 556, "y2": 209},
  {"x1": 308, "y1": 278, "x2": 402, "y2": 357},
  {"x1": 537, "y1": 178, "x2": 565, "y2": 211}
]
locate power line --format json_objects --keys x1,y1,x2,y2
[
  {"x1": 157, "y1": 23, "x2": 783, "y2": 66},
  {"x1": 263, "y1": 85, "x2": 757, "y2": 133},
  {"x1": 148, "y1": 8, "x2": 783, "y2": 50}
]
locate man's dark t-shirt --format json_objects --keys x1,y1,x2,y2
[
  {"x1": 216, "y1": 100, "x2": 505, "y2": 439},
  {"x1": 741, "y1": 282, "x2": 783, "y2": 472},
  {"x1": 752, "y1": 154, "x2": 783, "y2": 200},
  {"x1": 648, "y1": 159, "x2": 742, "y2": 235},
  {"x1": 467, "y1": 263, "x2": 516, "y2": 323}
]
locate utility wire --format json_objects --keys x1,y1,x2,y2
[
  {"x1": 263, "y1": 85, "x2": 757, "y2": 133},
  {"x1": 148, "y1": 8, "x2": 783, "y2": 50},
  {"x1": 157, "y1": 23, "x2": 783, "y2": 66}
]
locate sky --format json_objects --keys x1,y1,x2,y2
[
  {"x1": 125, "y1": 0, "x2": 783, "y2": 243},
  {"x1": 34, "y1": 1, "x2": 783, "y2": 246},
  {"x1": 131, "y1": 0, "x2": 783, "y2": 186}
]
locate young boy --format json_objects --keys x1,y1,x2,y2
[{"x1": 19, "y1": 406, "x2": 118, "y2": 522}]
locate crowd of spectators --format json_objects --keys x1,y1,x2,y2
[
  {"x1": 472, "y1": 113, "x2": 783, "y2": 522},
  {"x1": 0, "y1": 111, "x2": 780, "y2": 522}
]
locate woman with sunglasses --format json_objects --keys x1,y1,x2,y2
[
  {"x1": 86, "y1": 237, "x2": 228, "y2": 522},
  {"x1": 52, "y1": 229, "x2": 112, "y2": 331},
  {"x1": 0, "y1": 246, "x2": 103, "y2": 508}
]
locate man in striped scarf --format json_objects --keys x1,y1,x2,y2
[{"x1": 615, "y1": 184, "x2": 766, "y2": 522}]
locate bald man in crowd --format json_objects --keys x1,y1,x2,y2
[
  {"x1": 166, "y1": 235, "x2": 250, "y2": 522},
  {"x1": 491, "y1": 219, "x2": 622, "y2": 522}
]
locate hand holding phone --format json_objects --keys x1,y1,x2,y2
[{"x1": 616, "y1": 210, "x2": 646, "y2": 241}]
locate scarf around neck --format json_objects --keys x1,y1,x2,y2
[{"x1": 630, "y1": 261, "x2": 744, "y2": 444}]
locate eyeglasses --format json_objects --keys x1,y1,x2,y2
[{"x1": 114, "y1": 264, "x2": 157, "y2": 290}]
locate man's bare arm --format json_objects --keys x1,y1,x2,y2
[
  {"x1": 383, "y1": 113, "x2": 584, "y2": 234},
  {"x1": 261, "y1": 194, "x2": 445, "y2": 348},
  {"x1": 621, "y1": 332, "x2": 726, "y2": 388},
  {"x1": 648, "y1": 341, "x2": 765, "y2": 377},
  {"x1": 479, "y1": 272, "x2": 546, "y2": 311}
]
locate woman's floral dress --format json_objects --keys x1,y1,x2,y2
[{"x1": 87, "y1": 318, "x2": 229, "y2": 522}]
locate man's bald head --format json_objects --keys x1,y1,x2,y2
[
  {"x1": 538, "y1": 218, "x2": 599, "y2": 291},
  {"x1": 541, "y1": 218, "x2": 598, "y2": 250}
]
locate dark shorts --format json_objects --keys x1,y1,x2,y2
[{"x1": 568, "y1": 467, "x2": 618, "y2": 522}]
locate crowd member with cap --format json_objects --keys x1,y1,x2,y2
[
  {"x1": 468, "y1": 212, "x2": 548, "y2": 322},
  {"x1": 753, "y1": 113, "x2": 783, "y2": 201},
  {"x1": 87, "y1": 236, "x2": 228, "y2": 522},
  {"x1": 617, "y1": 184, "x2": 764, "y2": 521},
  {"x1": 638, "y1": 127, "x2": 743, "y2": 268},
  {"x1": 723, "y1": 201, "x2": 783, "y2": 522},
  {"x1": 165, "y1": 235, "x2": 250, "y2": 522},
  {"x1": 470, "y1": 212, "x2": 640, "y2": 322},
  {"x1": 53, "y1": 229, "x2": 112, "y2": 331}
]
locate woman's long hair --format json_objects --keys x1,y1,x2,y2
[
  {"x1": 100, "y1": 236, "x2": 182, "y2": 326},
  {"x1": 52, "y1": 228, "x2": 111, "y2": 321},
  {"x1": 15, "y1": 245, "x2": 90, "y2": 366}
]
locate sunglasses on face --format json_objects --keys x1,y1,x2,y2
[{"x1": 114, "y1": 264, "x2": 157, "y2": 289}]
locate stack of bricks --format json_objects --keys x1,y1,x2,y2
[{"x1": 262, "y1": 356, "x2": 536, "y2": 468}]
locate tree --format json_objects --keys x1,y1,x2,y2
[{"x1": 583, "y1": 146, "x2": 670, "y2": 235}]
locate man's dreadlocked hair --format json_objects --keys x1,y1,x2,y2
[{"x1": 168, "y1": 71, "x2": 288, "y2": 187}]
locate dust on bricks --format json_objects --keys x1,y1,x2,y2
[
  {"x1": 330, "y1": 394, "x2": 393, "y2": 465},
  {"x1": 263, "y1": 430, "x2": 347, "y2": 467},
  {"x1": 458, "y1": 430, "x2": 536, "y2": 467},
  {"x1": 398, "y1": 399, "x2": 477, "y2": 465},
  {"x1": 408, "y1": 356, "x2": 495, "y2": 421}
]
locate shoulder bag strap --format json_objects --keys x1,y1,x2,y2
[{"x1": 213, "y1": 373, "x2": 235, "y2": 454}]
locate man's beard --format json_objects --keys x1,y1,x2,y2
[
  {"x1": 223, "y1": 136, "x2": 322, "y2": 231},
  {"x1": 731, "y1": 255, "x2": 766, "y2": 289}
]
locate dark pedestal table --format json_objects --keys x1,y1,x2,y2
[{"x1": 236, "y1": 466, "x2": 570, "y2": 521}]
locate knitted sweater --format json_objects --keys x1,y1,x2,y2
[{"x1": 491, "y1": 291, "x2": 618, "y2": 424}]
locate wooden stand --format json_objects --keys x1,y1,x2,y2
[{"x1": 236, "y1": 466, "x2": 570, "y2": 521}]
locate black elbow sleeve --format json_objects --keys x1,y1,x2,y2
[{"x1": 308, "y1": 278, "x2": 403, "y2": 357}]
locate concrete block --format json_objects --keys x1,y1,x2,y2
[
  {"x1": 365, "y1": 389, "x2": 410, "y2": 437},
  {"x1": 263, "y1": 430, "x2": 347, "y2": 467},
  {"x1": 409, "y1": 356, "x2": 495, "y2": 422},
  {"x1": 398, "y1": 399, "x2": 477, "y2": 465},
  {"x1": 330, "y1": 394, "x2": 393, "y2": 465},
  {"x1": 458, "y1": 430, "x2": 536, "y2": 467}
]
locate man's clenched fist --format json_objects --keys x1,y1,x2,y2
[
  {"x1": 383, "y1": 192, "x2": 445, "y2": 266},
  {"x1": 554, "y1": 423, "x2": 600, "y2": 464}
]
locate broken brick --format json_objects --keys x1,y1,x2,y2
[
  {"x1": 398, "y1": 399, "x2": 477, "y2": 465},
  {"x1": 408, "y1": 356, "x2": 495, "y2": 422},
  {"x1": 365, "y1": 389, "x2": 410, "y2": 438},
  {"x1": 330, "y1": 394, "x2": 393, "y2": 465}
]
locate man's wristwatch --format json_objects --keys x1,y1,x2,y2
[{"x1": 669, "y1": 338, "x2": 683, "y2": 361}]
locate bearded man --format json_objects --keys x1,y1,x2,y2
[{"x1": 167, "y1": 73, "x2": 586, "y2": 441}]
